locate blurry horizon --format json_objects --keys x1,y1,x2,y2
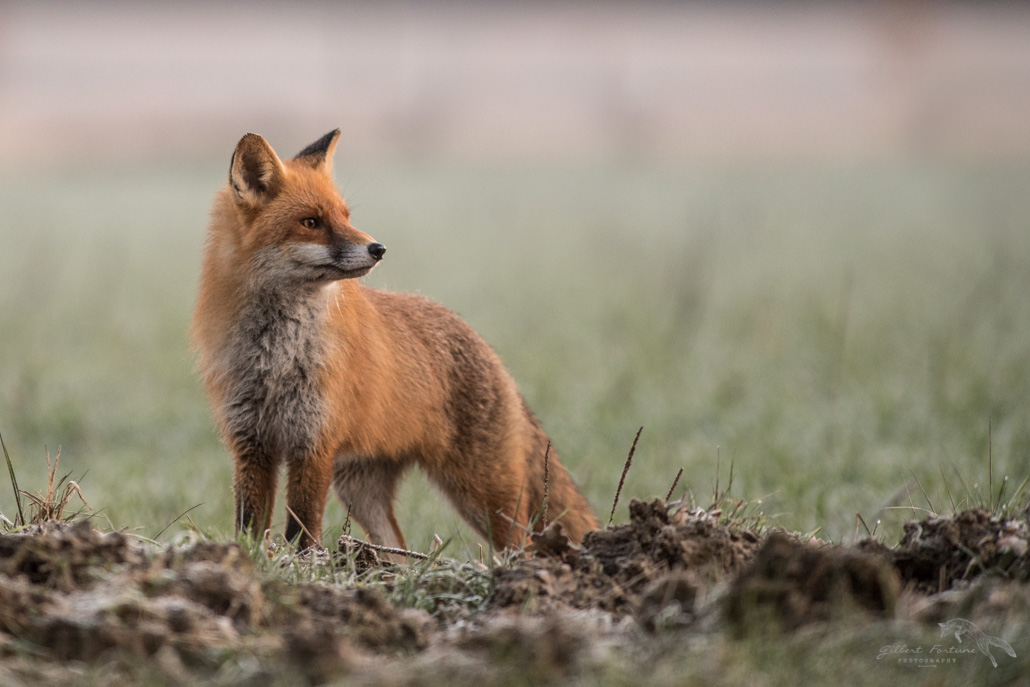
[{"x1": 3, "y1": 1, "x2": 1030, "y2": 170}]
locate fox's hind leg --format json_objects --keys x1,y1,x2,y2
[
  {"x1": 332, "y1": 456, "x2": 410, "y2": 552},
  {"x1": 427, "y1": 459, "x2": 534, "y2": 551}
]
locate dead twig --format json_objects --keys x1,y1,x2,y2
[{"x1": 338, "y1": 535, "x2": 432, "y2": 561}]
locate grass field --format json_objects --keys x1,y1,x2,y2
[{"x1": 2, "y1": 161, "x2": 1029, "y2": 552}]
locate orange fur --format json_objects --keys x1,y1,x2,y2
[{"x1": 192, "y1": 130, "x2": 599, "y2": 551}]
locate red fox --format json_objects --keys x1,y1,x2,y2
[{"x1": 192, "y1": 130, "x2": 599, "y2": 552}]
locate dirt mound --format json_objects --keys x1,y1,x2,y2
[
  {"x1": 869, "y1": 508, "x2": 1030, "y2": 593},
  {"x1": 286, "y1": 584, "x2": 432, "y2": 651},
  {"x1": 490, "y1": 498, "x2": 761, "y2": 625},
  {"x1": 1, "y1": 504, "x2": 1027, "y2": 684},
  {"x1": 0, "y1": 520, "x2": 431, "y2": 682},
  {"x1": 722, "y1": 509, "x2": 1030, "y2": 634},
  {"x1": 0, "y1": 524, "x2": 262, "y2": 667},
  {"x1": 0, "y1": 519, "x2": 147, "y2": 591},
  {"x1": 724, "y1": 531, "x2": 900, "y2": 633}
]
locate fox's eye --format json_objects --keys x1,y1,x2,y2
[{"x1": 300, "y1": 217, "x2": 319, "y2": 229}]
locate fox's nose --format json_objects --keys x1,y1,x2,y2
[{"x1": 368, "y1": 243, "x2": 386, "y2": 261}]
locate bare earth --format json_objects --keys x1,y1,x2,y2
[{"x1": 1, "y1": 501, "x2": 1027, "y2": 685}]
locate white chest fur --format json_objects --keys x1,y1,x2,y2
[{"x1": 218, "y1": 287, "x2": 329, "y2": 463}]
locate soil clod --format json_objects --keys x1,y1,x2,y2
[
  {"x1": 882, "y1": 508, "x2": 1030, "y2": 592},
  {"x1": 724, "y1": 531, "x2": 900, "y2": 634}
]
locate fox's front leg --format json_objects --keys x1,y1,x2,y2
[
  {"x1": 284, "y1": 451, "x2": 333, "y2": 549},
  {"x1": 233, "y1": 454, "x2": 279, "y2": 539}
]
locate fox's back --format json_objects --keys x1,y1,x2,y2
[{"x1": 319, "y1": 284, "x2": 528, "y2": 466}]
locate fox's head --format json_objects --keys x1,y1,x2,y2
[{"x1": 223, "y1": 129, "x2": 384, "y2": 284}]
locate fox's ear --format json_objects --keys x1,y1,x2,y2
[
  {"x1": 293, "y1": 129, "x2": 341, "y2": 173},
  {"x1": 230, "y1": 134, "x2": 285, "y2": 207}
]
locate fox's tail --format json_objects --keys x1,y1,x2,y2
[
  {"x1": 989, "y1": 636, "x2": 1017, "y2": 659},
  {"x1": 979, "y1": 636, "x2": 1016, "y2": 668},
  {"x1": 521, "y1": 405, "x2": 599, "y2": 543}
]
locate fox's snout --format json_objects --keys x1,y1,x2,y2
[{"x1": 368, "y1": 242, "x2": 386, "y2": 261}]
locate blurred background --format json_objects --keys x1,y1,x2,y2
[
  {"x1": 2, "y1": 1, "x2": 1029, "y2": 549},
  {"x1": 4, "y1": 1, "x2": 1030, "y2": 166}
]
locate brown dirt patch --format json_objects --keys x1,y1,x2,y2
[
  {"x1": 724, "y1": 531, "x2": 900, "y2": 633},
  {"x1": 0, "y1": 503, "x2": 1027, "y2": 684},
  {"x1": 0, "y1": 521, "x2": 432, "y2": 680},
  {"x1": 0, "y1": 519, "x2": 147, "y2": 591},
  {"x1": 491, "y1": 498, "x2": 761, "y2": 627},
  {"x1": 868, "y1": 508, "x2": 1030, "y2": 593}
]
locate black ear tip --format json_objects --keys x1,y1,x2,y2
[
  {"x1": 295, "y1": 129, "x2": 341, "y2": 161},
  {"x1": 322, "y1": 129, "x2": 341, "y2": 145}
]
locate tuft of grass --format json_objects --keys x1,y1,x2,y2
[
  {"x1": 1, "y1": 437, "x2": 91, "y2": 530},
  {"x1": 860, "y1": 444, "x2": 1030, "y2": 546},
  {"x1": 995, "y1": 474, "x2": 1030, "y2": 520},
  {"x1": 706, "y1": 458, "x2": 771, "y2": 534},
  {"x1": 387, "y1": 539, "x2": 495, "y2": 621},
  {"x1": 225, "y1": 527, "x2": 498, "y2": 625}
]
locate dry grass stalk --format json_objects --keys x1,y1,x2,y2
[
  {"x1": 665, "y1": 467, "x2": 684, "y2": 502},
  {"x1": 608, "y1": 427, "x2": 642, "y2": 527},
  {"x1": 541, "y1": 440, "x2": 551, "y2": 528},
  {"x1": 20, "y1": 446, "x2": 90, "y2": 524}
]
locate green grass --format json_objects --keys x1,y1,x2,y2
[{"x1": 2, "y1": 161, "x2": 1029, "y2": 551}]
